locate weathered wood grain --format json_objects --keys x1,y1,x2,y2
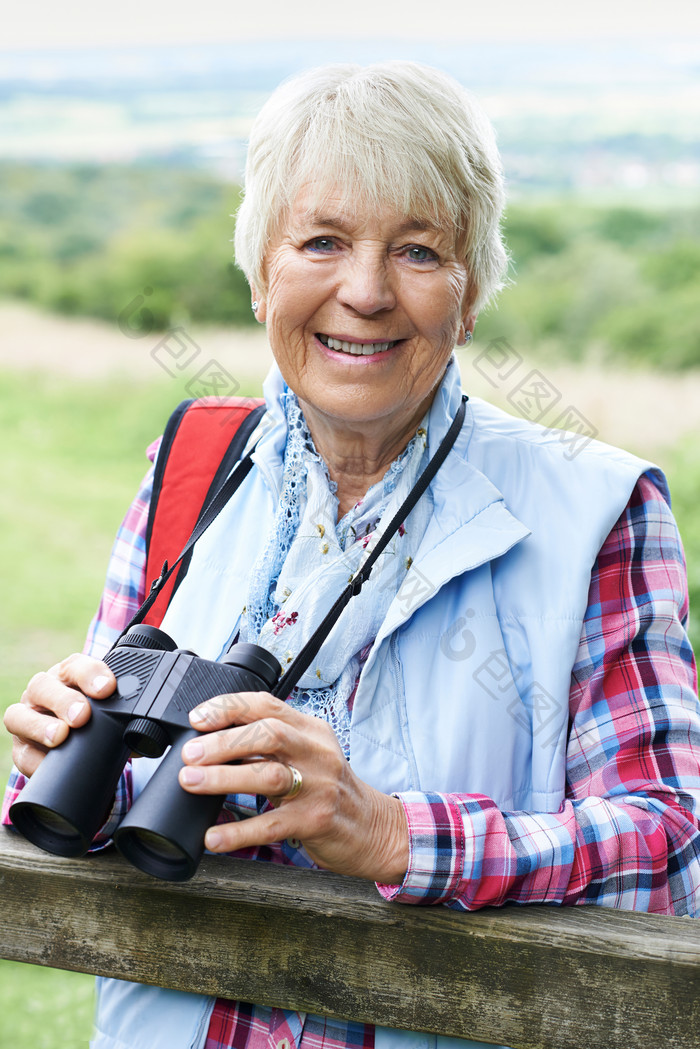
[{"x1": 1, "y1": 828, "x2": 698, "y2": 1049}]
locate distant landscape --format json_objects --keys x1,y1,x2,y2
[
  {"x1": 1, "y1": 37, "x2": 698, "y2": 365},
  {"x1": 1, "y1": 162, "x2": 699, "y2": 369},
  {"x1": 1, "y1": 37, "x2": 699, "y2": 194}
]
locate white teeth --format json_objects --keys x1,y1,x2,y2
[{"x1": 325, "y1": 336, "x2": 394, "y2": 355}]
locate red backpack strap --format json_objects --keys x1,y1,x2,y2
[{"x1": 143, "y1": 396, "x2": 265, "y2": 626}]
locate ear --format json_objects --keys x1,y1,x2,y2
[
  {"x1": 250, "y1": 286, "x2": 267, "y2": 323},
  {"x1": 457, "y1": 312, "x2": 477, "y2": 346}
]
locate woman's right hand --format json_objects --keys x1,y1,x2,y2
[{"x1": 3, "y1": 655, "x2": 116, "y2": 778}]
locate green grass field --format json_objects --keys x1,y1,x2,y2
[
  {"x1": 1, "y1": 369, "x2": 184, "y2": 748},
  {"x1": 0, "y1": 960, "x2": 95, "y2": 1048},
  {"x1": 0, "y1": 363, "x2": 698, "y2": 1046}
]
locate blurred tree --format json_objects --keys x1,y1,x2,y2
[{"x1": 1, "y1": 163, "x2": 699, "y2": 366}]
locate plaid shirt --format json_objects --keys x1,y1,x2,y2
[{"x1": 4, "y1": 444, "x2": 700, "y2": 1049}]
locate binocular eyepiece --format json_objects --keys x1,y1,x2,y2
[{"x1": 10, "y1": 625, "x2": 281, "y2": 881}]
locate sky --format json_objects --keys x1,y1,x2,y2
[{"x1": 2, "y1": 0, "x2": 699, "y2": 49}]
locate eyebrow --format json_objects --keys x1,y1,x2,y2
[{"x1": 307, "y1": 212, "x2": 438, "y2": 236}]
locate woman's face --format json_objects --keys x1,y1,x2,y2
[{"x1": 254, "y1": 186, "x2": 473, "y2": 445}]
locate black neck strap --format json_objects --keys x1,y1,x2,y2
[
  {"x1": 111, "y1": 451, "x2": 257, "y2": 649},
  {"x1": 114, "y1": 394, "x2": 468, "y2": 679},
  {"x1": 271, "y1": 394, "x2": 467, "y2": 698}
]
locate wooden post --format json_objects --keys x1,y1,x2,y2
[{"x1": 1, "y1": 828, "x2": 698, "y2": 1049}]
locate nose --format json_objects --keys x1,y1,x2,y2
[{"x1": 337, "y1": 250, "x2": 396, "y2": 315}]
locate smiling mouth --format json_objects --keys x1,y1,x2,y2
[{"x1": 317, "y1": 334, "x2": 400, "y2": 356}]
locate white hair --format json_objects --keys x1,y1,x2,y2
[{"x1": 234, "y1": 61, "x2": 509, "y2": 312}]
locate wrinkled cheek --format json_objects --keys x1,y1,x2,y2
[
  {"x1": 267, "y1": 325, "x2": 313, "y2": 387},
  {"x1": 445, "y1": 270, "x2": 472, "y2": 325}
]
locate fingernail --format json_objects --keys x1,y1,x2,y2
[
  {"x1": 182, "y1": 739, "x2": 204, "y2": 761},
  {"x1": 92, "y1": 675, "x2": 109, "y2": 692},
  {"x1": 44, "y1": 721, "x2": 59, "y2": 745},
  {"x1": 205, "y1": 829, "x2": 222, "y2": 850},
  {"x1": 189, "y1": 706, "x2": 208, "y2": 725},
  {"x1": 180, "y1": 766, "x2": 204, "y2": 785},
  {"x1": 67, "y1": 701, "x2": 87, "y2": 725}
]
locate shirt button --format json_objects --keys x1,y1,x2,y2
[
  {"x1": 286, "y1": 837, "x2": 302, "y2": 849},
  {"x1": 277, "y1": 1040, "x2": 291, "y2": 1049}
]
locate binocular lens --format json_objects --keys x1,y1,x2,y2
[
  {"x1": 116, "y1": 827, "x2": 193, "y2": 881},
  {"x1": 11, "y1": 635, "x2": 281, "y2": 880},
  {"x1": 15, "y1": 804, "x2": 83, "y2": 855}
]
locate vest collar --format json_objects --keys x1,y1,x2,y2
[
  {"x1": 248, "y1": 359, "x2": 531, "y2": 649},
  {"x1": 251, "y1": 359, "x2": 531, "y2": 615}
]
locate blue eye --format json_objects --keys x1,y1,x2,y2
[
  {"x1": 306, "y1": 237, "x2": 336, "y2": 253},
  {"x1": 405, "y1": 245, "x2": 437, "y2": 262}
]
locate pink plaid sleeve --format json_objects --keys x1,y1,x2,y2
[
  {"x1": 379, "y1": 475, "x2": 700, "y2": 916},
  {"x1": 83, "y1": 437, "x2": 160, "y2": 659}
]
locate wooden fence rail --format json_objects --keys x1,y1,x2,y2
[{"x1": 1, "y1": 827, "x2": 698, "y2": 1049}]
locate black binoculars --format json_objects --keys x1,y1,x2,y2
[{"x1": 10, "y1": 624, "x2": 281, "y2": 881}]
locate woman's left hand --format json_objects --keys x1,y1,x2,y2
[{"x1": 178, "y1": 691, "x2": 409, "y2": 884}]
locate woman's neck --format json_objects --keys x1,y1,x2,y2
[{"x1": 297, "y1": 398, "x2": 426, "y2": 519}]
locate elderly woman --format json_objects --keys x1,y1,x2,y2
[{"x1": 4, "y1": 62, "x2": 700, "y2": 1049}]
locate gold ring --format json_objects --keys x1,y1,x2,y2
[{"x1": 283, "y1": 764, "x2": 303, "y2": 800}]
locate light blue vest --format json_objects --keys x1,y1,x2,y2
[{"x1": 92, "y1": 362, "x2": 661, "y2": 1049}]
